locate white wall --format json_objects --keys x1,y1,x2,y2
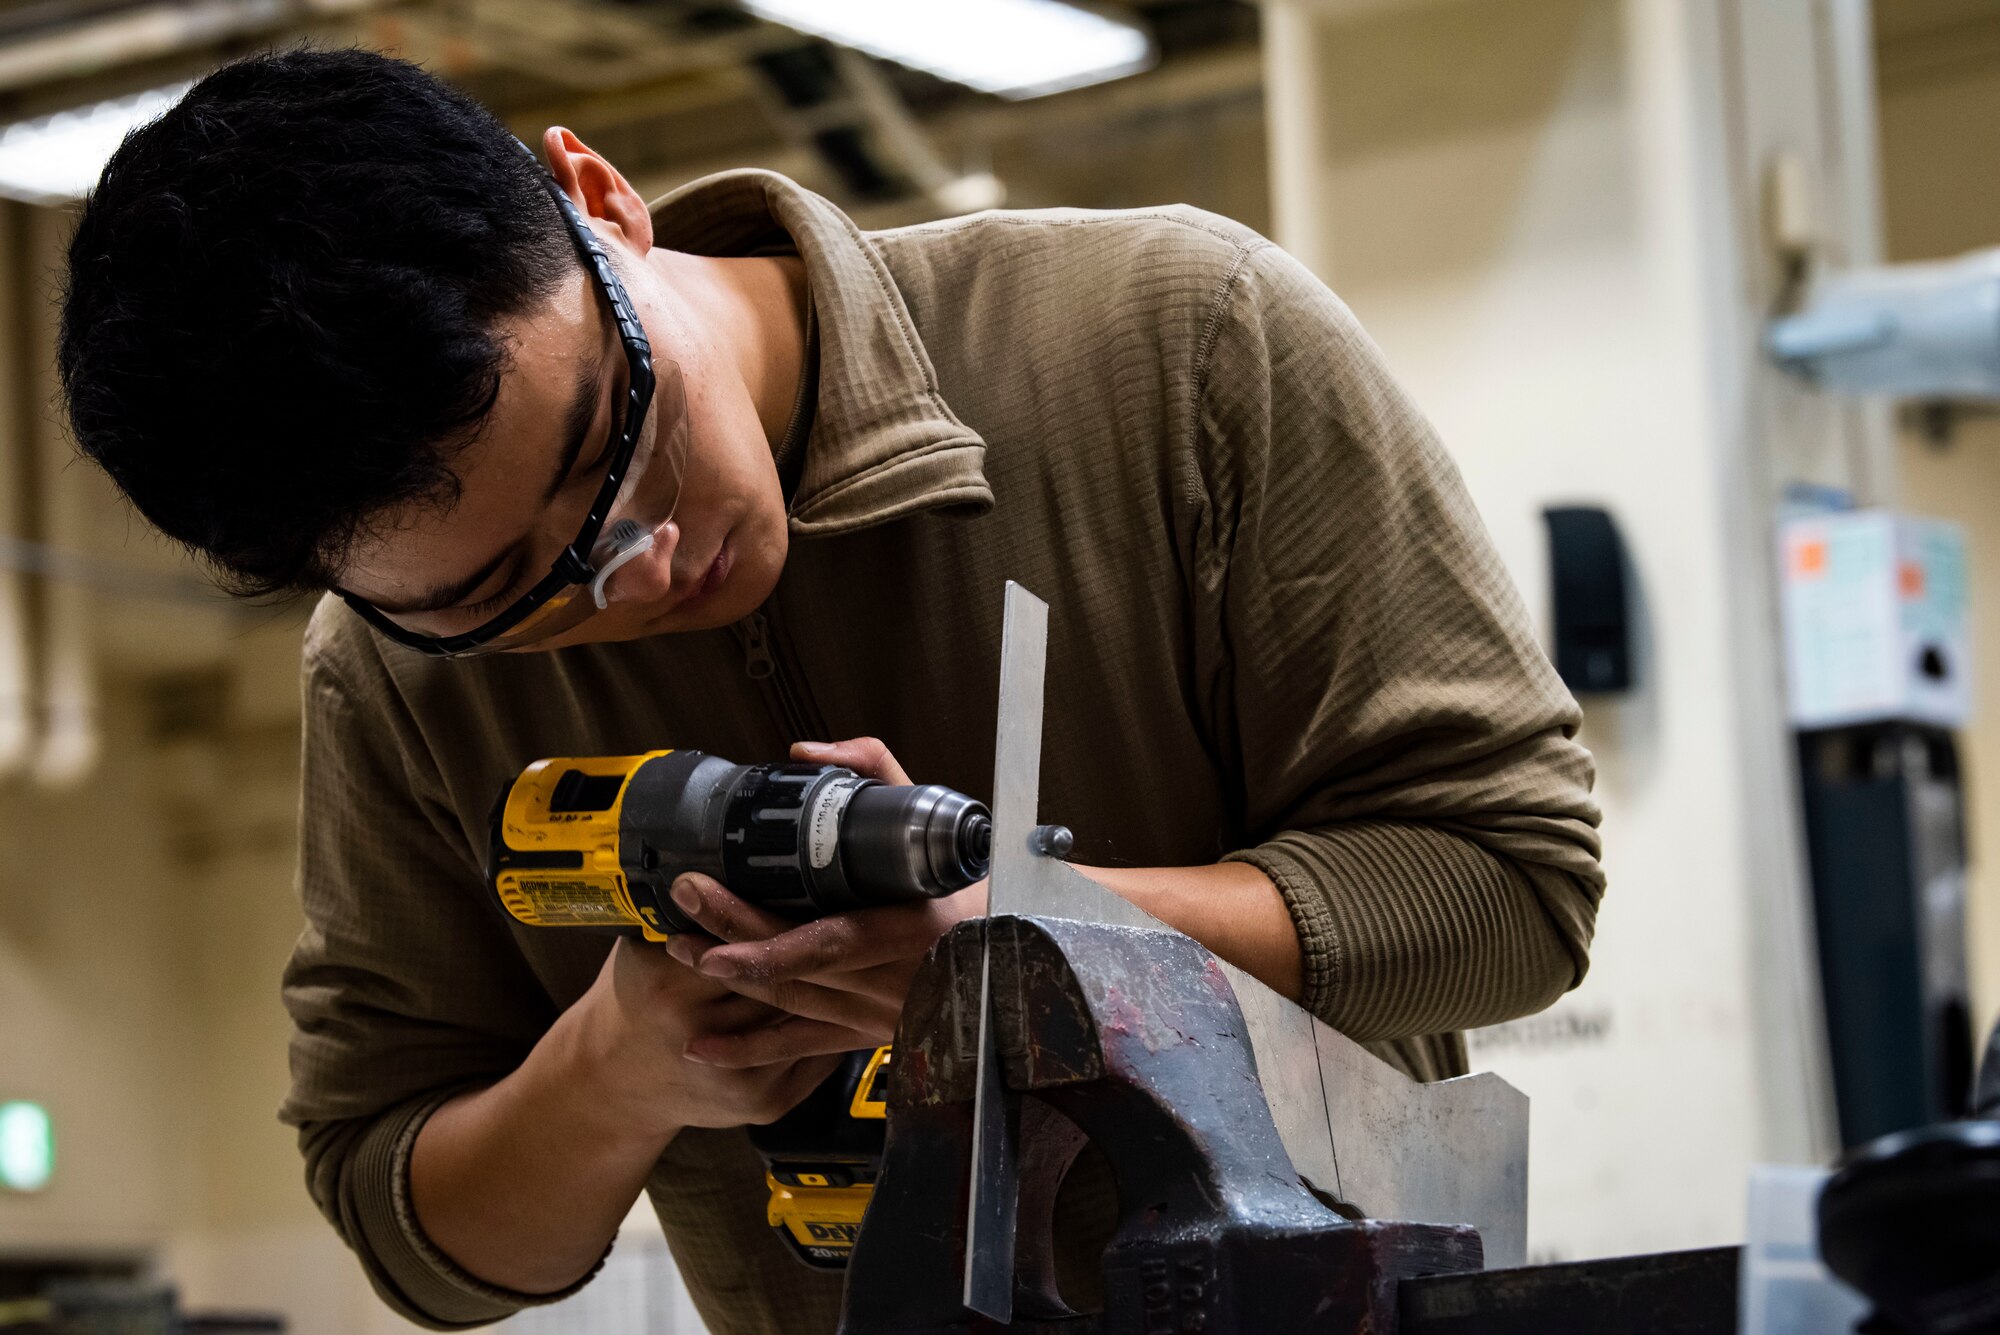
[
  {"x1": 0, "y1": 687, "x2": 197, "y2": 1252},
  {"x1": 0, "y1": 660, "x2": 428, "y2": 1335},
  {"x1": 1261, "y1": 0, "x2": 1882, "y2": 1261}
]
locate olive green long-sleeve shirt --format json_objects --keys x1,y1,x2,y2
[{"x1": 281, "y1": 170, "x2": 1604, "y2": 1330}]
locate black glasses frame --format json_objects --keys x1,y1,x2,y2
[{"x1": 338, "y1": 165, "x2": 657, "y2": 658}]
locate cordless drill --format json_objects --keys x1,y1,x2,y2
[{"x1": 487, "y1": 749, "x2": 993, "y2": 1268}]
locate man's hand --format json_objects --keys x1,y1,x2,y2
[
  {"x1": 660, "y1": 737, "x2": 985, "y2": 1068},
  {"x1": 410, "y1": 940, "x2": 841, "y2": 1295},
  {"x1": 569, "y1": 935, "x2": 846, "y2": 1131}
]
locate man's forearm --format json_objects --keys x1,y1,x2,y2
[
  {"x1": 1077, "y1": 861, "x2": 1304, "y2": 1003},
  {"x1": 409, "y1": 1005, "x2": 675, "y2": 1295}
]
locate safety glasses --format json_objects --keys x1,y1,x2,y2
[{"x1": 338, "y1": 162, "x2": 688, "y2": 657}]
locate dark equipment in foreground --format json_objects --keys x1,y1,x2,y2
[
  {"x1": 1816, "y1": 1016, "x2": 2000, "y2": 1335},
  {"x1": 841, "y1": 913, "x2": 1486, "y2": 1333},
  {"x1": 838, "y1": 911, "x2": 1752, "y2": 1334}
]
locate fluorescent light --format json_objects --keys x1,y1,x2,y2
[
  {"x1": 0, "y1": 81, "x2": 192, "y2": 207},
  {"x1": 741, "y1": 0, "x2": 1155, "y2": 99}
]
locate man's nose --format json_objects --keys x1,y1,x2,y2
[{"x1": 600, "y1": 519, "x2": 680, "y2": 607}]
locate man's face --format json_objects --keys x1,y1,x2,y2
[{"x1": 338, "y1": 180, "x2": 791, "y2": 652}]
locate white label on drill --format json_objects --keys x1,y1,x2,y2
[{"x1": 807, "y1": 778, "x2": 863, "y2": 870}]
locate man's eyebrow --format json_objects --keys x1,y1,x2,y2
[
  {"x1": 368, "y1": 348, "x2": 610, "y2": 617},
  {"x1": 369, "y1": 545, "x2": 522, "y2": 617}
]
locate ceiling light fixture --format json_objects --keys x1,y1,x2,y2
[
  {"x1": 740, "y1": 0, "x2": 1155, "y2": 100},
  {"x1": 0, "y1": 81, "x2": 191, "y2": 207}
]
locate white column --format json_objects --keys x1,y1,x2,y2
[
  {"x1": 0, "y1": 201, "x2": 32, "y2": 776},
  {"x1": 1260, "y1": 0, "x2": 1880, "y2": 1260}
]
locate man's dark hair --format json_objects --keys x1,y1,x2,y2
[{"x1": 59, "y1": 47, "x2": 572, "y2": 596}]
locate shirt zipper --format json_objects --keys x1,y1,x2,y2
[{"x1": 736, "y1": 609, "x2": 826, "y2": 745}]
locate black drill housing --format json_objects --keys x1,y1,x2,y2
[{"x1": 616, "y1": 750, "x2": 992, "y2": 935}]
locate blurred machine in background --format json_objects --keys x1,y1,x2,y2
[
  {"x1": 1796, "y1": 721, "x2": 1974, "y2": 1144},
  {"x1": 1781, "y1": 509, "x2": 1976, "y2": 1146},
  {"x1": 1769, "y1": 247, "x2": 2000, "y2": 400}
]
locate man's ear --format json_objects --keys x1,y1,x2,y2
[{"x1": 541, "y1": 126, "x2": 655, "y2": 258}]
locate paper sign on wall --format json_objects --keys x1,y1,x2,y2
[{"x1": 1780, "y1": 511, "x2": 1971, "y2": 729}]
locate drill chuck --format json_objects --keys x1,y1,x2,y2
[
  {"x1": 489, "y1": 750, "x2": 993, "y2": 940},
  {"x1": 840, "y1": 782, "x2": 993, "y2": 904}
]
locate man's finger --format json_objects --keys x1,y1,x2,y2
[
  {"x1": 695, "y1": 990, "x2": 790, "y2": 1034},
  {"x1": 719, "y1": 970, "x2": 900, "y2": 1034},
  {"x1": 790, "y1": 736, "x2": 912, "y2": 786},
  {"x1": 684, "y1": 1016, "x2": 876, "y2": 1068},
  {"x1": 801, "y1": 958, "x2": 916, "y2": 1001},
  {"x1": 670, "y1": 872, "x2": 791, "y2": 944},
  {"x1": 696, "y1": 905, "x2": 934, "y2": 984}
]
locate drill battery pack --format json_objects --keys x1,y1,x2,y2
[{"x1": 750, "y1": 1047, "x2": 892, "y2": 1269}]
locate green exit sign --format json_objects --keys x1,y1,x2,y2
[{"x1": 0, "y1": 1102, "x2": 53, "y2": 1192}]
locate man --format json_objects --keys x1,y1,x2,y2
[{"x1": 60, "y1": 47, "x2": 1603, "y2": 1333}]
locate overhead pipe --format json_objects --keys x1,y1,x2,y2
[{"x1": 0, "y1": 0, "x2": 394, "y2": 95}]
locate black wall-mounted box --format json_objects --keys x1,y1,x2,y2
[{"x1": 1543, "y1": 505, "x2": 1633, "y2": 693}]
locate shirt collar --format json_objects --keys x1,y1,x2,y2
[{"x1": 648, "y1": 170, "x2": 993, "y2": 536}]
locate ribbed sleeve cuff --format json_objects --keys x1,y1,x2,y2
[
  {"x1": 1222, "y1": 821, "x2": 1578, "y2": 1042},
  {"x1": 1223, "y1": 836, "x2": 1346, "y2": 1024},
  {"x1": 347, "y1": 1089, "x2": 610, "y2": 1328}
]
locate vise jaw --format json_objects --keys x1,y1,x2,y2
[{"x1": 840, "y1": 915, "x2": 1488, "y2": 1334}]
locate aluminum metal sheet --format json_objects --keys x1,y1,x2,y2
[
  {"x1": 1312, "y1": 1020, "x2": 1530, "y2": 1269},
  {"x1": 963, "y1": 581, "x2": 1047, "y2": 1319},
  {"x1": 963, "y1": 944, "x2": 1016, "y2": 1319},
  {"x1": 987, "y1": 581, "x2": 1052, "y2": 919}
]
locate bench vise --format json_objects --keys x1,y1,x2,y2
[{"x1": 841, "y1": 914, "x2": 1499, "y2": 1334}]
